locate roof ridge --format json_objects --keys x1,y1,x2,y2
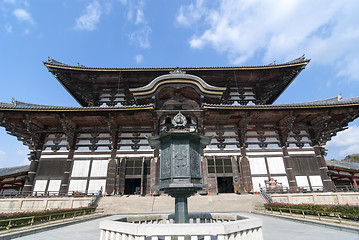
[{"x1": 43, "y1": 56, "x2": 310, "y2": 70}]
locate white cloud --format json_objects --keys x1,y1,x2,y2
[
  {"x1": 177, "y1": 0, "x2": 359, "y2": 81},
  {"x1": 123, "y1": 0, "x2": 145, "y2": 23},
  {"x1": 13, "y1": 8, "x2": 35, "y2": 25},
  {"x1": 134, "y1": 54, "x2": 144, "y2": 64},
  {"x1": 326, "y1": 125, "x2": 359, "y2": 159},
  {"x1": 120, "y1": 0, "x2": 151, "y2": 48},
  {"x1": 129, "y1": 25, "x2": 151, "y2": 48},
  {"x1": 5, "y1": 23, "x2": 12, "y2": 33},
  {"x1": 75, "y1": 1, "x2": 102, "y2": 31},
  {"x1": 135, "y1": 9, "x2": 144, "y2": 24},
  {"x1": 177, "y1": 0, "x2": 206, "y2": 26}
]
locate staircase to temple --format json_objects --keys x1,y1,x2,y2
[{"x1": 97, "y1": 193, "x2": 264, "y2": 214}]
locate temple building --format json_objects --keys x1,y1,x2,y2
[{"x1": 1, "y1": 56, "x2": 359, "y2": 196}]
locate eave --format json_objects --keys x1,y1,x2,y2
[{"x1": 43, "y1": 57, "x2": 310, "y2": 107}]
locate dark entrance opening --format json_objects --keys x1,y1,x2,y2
[
  {"x1": 124, "y1": 178, "x2": 141, "y2": 195},
  {"x1": 217, "y1": 177, "x2": 234, "y2": 193}
]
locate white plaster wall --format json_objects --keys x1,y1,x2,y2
[
  {"x1": 71, "y1": 160, "x2": 90, "y2": 177},
  {"x1": 248, "y1": 157, "x2": 267, "y2": 174},
  {"x1": 78, "y1": 134, "x2": 92, "y2": 138},
  {"x1": 223, "y1": 139, "x2": 238, "y2": 144},
  {"x1": 273, "y1": 176, "x2": 289, "y2": 188},
  {"x1": 88, "y1": 179, "x2": 106, "y2": 194},
  {"x1": 90, "y1": 160, "x2": 108, "y2": 177},
  {"x1": 246, "y1": 138, "x2": 258, "y2": 143},
  {"x1": 288, "y1": 151, "x2": 315, "y2": 155},
  {"x1": 252, "y1": 177, "x2": 267, "y2": 192},
  {"x1": 68, "y1": 180, "x2": 87, "y2": 193},
  {"x1": 96, "y1": 146, "x2": 111, "y2": 151},
  {"x1": 267, "y1": 157, "x2": 286, "y2": 174},
  {"x1": 139, "y1": 145, "x2": 152, "y2": 150},
  {"x1": 41, "y1": 154, "x2": 68, "y2": 159},
  {"x1": 295, "y1": 176, "x2": 309, "y2": 189},
  {"x1": 33, "y1": 180, "x2": 47, "y2": 193},
  {"x1": 309, "y1": 175, "x2": 323, "y2": 190},
  {"x1": 264, "y1": 131, "x2": 276, "y2": 136},
  {"x1": 266, "y1": 144, "x2": 280, "y2": 149},
  {"x1": 264, "y1": 137, "x2": 279, "y2": 142},
  {"x1": 76, "y1": 146, "x2": 89, "y2": 151},
  {"x1": 78, "y1": 140, "x2": 91, "y2": 144},
  {"x1": 204, "y1": 145, "x2": 220, "y2": 150},
  {"x1": 247, "y1": 151, "x2": 283, "y2": 156},
  {"x1": 225, "y1": 145, "x2": 239, "y2": 150},
  {"x1": 119, "y1": 146, "x2": 133, "y2": 150},
  {"x1": 98, "y1": 139, "x2": 110, "y2": 144},
  {"x1": 47, "y1": 180, "x2": 62, "y2": 194},
  {"x1": 99, "y1": 133, "x2": 110, "y2": 138},
  {"x1": 247, "y1": 144, "x2": 261, "y2": 149}
]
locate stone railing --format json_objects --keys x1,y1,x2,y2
[
  {"x1": 271, "y1": 192, "x2": 359, "y2": 205},
  {"x1": 100, "y1": 213, "x2": 263, "y2": 240},
  {"x1": 0, "y1": 197, "x2": 93, "y2": 213}
]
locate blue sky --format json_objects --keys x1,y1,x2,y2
[{"x1": 1, "y1": 0, "x2": 359, "y2": 167}]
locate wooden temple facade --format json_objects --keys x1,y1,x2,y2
[{"x1": 1, "y1": 56, "x2": 359, "y2": 195}]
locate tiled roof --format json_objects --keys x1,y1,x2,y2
[
  {"x1": 43, "y1": 56, "x2": 310, "y2": 71},
  {"x1": 202, "y1": 96, "x2": 359, "y2": 109},
  {"x1": 1, "y1": 96, "x2": 359, "y2": 111},
  {"x1": 0, "y1": 165, "x2": 29, "y2": 177},
  {"x1": 326, "y1": 160, "x2": 359, "y2": 171},
  {"x1": 0, "y1": 100, "x2": 154, "y2": 111}
]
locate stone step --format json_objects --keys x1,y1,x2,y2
[{"x1": 98, "y1": 193, "x2": 265, "y2": 214}]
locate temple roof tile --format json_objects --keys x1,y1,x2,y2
[{"x1": 202, "y1": 96, "x2": 359, "y2": 110}]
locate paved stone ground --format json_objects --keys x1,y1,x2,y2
[{"x1": 12, "y1": 213, "x2": 359, "y2": 240}]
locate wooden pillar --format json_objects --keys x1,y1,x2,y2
[
  {"x1": 282, "y1": 146, "x2": 297, "y2": 189},
  {"x1": 201, "y1": 155, "x2": 209, "y2": 191},
  {"x1": 85, "y1": 158, "x2": 94, "y2": 195},
  {"x1": 231, "y1": 156, "x2": 240, "y2": 194},
  {"x1": 105, "y1": 158, "x2": 117, "y2": 195},
  {"x1": 140, "y1": 157, "x2": 145, "y2": 195},
  {"x1": 150, "y1": 149, "x2": 159, "y2": 195},
  {"x1": 118, "y1": 158, "x2": 126, "y2": 195},
  {"x1": 22, "y1": 150, "x2": 41, "y2": 195},
  {"x1": 150, "y1": 157, "x2": 158, "y2": 195},
  {"x1": 239, "y1": 147, "x2": 252, "y2": 193},
  {"x1": 60, "y1": 149, "x2": 74, "y2": 195},
  {"x1": 313, "y1": 145, "x2": 335, "y2": 191}
]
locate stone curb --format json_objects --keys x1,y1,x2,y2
[
  {"x1": 0, "y1": 214, "x2": 110, "y2": 240},
  {"x1": 251, "y1": 211, "x2": 359, "y2": 234}
]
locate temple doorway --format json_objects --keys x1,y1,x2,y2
[
  {"x1": 217, "y1": 177, "x2": 234, "y2": 193},
  {"x1": 124, "y1": 178, "x2": 141, "y2": 195}
]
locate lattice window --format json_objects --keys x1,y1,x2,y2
[
  {"x1": 207, "y1": 157, "x2": 232, "y2": 174},
  {"x1": 125, "y1": 159, "x2": 142, "y2": 175}
]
